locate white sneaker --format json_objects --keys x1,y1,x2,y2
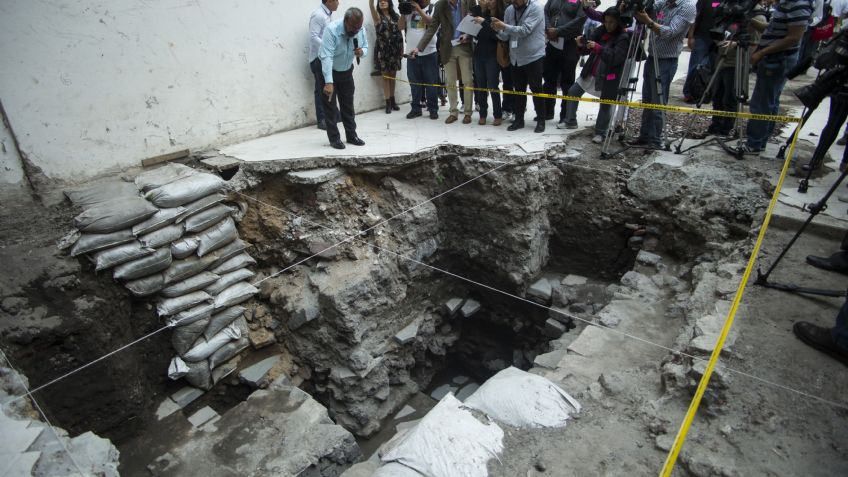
[
  {"x1": 556, "y1": 120, "x2": 567, "y2": 129},
  {"x1": 592, "y1": 134, "x2": 604, "y2": 144},
  {"x1": 502, "y1": 112, "x2": 513, "y2": 121}
]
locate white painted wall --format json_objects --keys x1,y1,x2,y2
[
  {"x1": 0, "y1": 0, "x2": 409, "y2": 182},
  {"x1": 0, "y1": 111, "x2": 25, "y2": 184}
]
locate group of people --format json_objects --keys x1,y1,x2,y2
[{"x1": 308, "y1": 0, "x2": 815, "y2": 154}]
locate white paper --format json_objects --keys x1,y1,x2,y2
[{"x1": 457, "y1": 15, "x2": 482, "y2": 36}]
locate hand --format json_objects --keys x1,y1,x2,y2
[
  {"x1": 323, "y1": 83, "x2": 334, "y2": 97},
  {"x1": 586, "y1": 40, "x2": 597, "y2": 50},
  {"x1": 751, "y1": 50, "x2": 764, "y2": 67},
  {"x1": 459, "y1": 33, "x2": 470, "y2": 44},
  {"x1": 575, "y1": 35, "x2": 584, "y2": 46},
  {"x1": 634, "y1": 10, "x2": 652, "y2": 25},
  {"x1": 472, "y1": 16, "x2": 485, "y2": 24},
  {"x1": 546, "y1": 27, "x2": 558, "y2": 40},
  {"x1": 354, "y1": 47, "x2": 364, "y2": 58},
  {"x1": 491, "y1": 18, "x2": 505, "y2": 31},
  {"x1": 687, "y1": 37, "x2": 694, "y2": 50},
  {"x1": 409, "y1": 47, "x2": 420, "y2": 57}
]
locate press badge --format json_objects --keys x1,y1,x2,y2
[{"x1": 511, "y1": 39, "x2": 518, "y2": 48}]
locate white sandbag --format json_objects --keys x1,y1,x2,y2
[
  {"x1": 184, "y1": 359, "x2": 213, "y2": 390},
  {"x1": 145, "y1": 173, "x2": 225, "y2": 208},
  {"x1": 125, "y1": 273, "x2": 165, "y2": 297},
  {"x1": 183, "y1": 204, "x2": 235, "y2": 233},
  {"x1": 167, "y1": 303, "x2": 215, "y2": 328},
  {"x1": 132, "y1": 207, "x2": 185, "y2": 236},
  {"x1": 213, "y1": 281, "x2": 258, "y2": 310},
  {"x1": 113, "y1": 248, "x2": 172, "y2": 281},
  {"x1": 172, "y1": 317, "x2": 210, "y2": 356},
  {"x1": 206, "y1": 238, "x2": 248, "y2": 269},
  {"x1": 157, "y1": 291, "x2": 212, "y2": 317},
  {"x1": 204, "y1": 268, "x2": 255, "y2": 296},
  {"x1": 182, "y1": 323, "x2": 240, "y2": 362},
  {"x1": 196, "y1": 217, "x2": 237, "y2": 257},
  {"x1": 463, "y1": 367, "x2": 581, "y2": 429},
  {"x1": 380, "y1": 394, "x2": 503, "y2": 477},
  {"x1": 162, "y1": 255, "x2": 215, "y2": 285},
  {"x1": 173, "y1": 193, "x2": 227, "y2": 222},
  {"x1": 65, "y1": 181, "x2": 139, "y2": 208},
  {"x1": 73, "y1": 196, "x2": 158, "y2": 233},
  {"x1": 70, "y1": 229, "x2": 135, "y2": 257},
  {"x1": 160, "y1": 272, "x2": 219, "y2": 298},
  {"x1": 168, "y1": 357, "x2": 190, "y2": 380},
  {"x1": 210, "y1": 253, "x2": 256, "y2": 275},
  {"x1": 171, "y1": 236, "x2": 199, "y2": 259},
  {"x1": 208, "y1": 336, "x2": 249, "y2": 369},
  {"x1": 135, "y1": 163, "x2": 198, "y2": 192},
  {"x1": 138, "y1": 223, "x2": 185, "y2": 249},
  {"x1": 204, "y1": 306, "x2": 245, "y2": 340},
  {"x1": 92, "y1": 241, "x2": 155, "y2": 271}
]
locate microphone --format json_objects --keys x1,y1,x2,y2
[{"x1": 353, "y1": 38, "x2": 361, "y2": 65}]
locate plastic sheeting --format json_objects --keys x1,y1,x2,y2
[
  {"x1": 380, "y1": 394, "x2": 504, "y2": 477},
  {"x1": 463, "y1": 367, "x2": 581, "y2": 429}
]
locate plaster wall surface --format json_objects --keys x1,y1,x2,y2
[
  {"x1": 0, "y1": 107, "x2": 25, "y2": 184},
  {"x1": 0, "y1": 0, "x2": 408, "y2": 182}
]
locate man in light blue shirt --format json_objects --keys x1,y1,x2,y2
[
  {"x1": 319, "y1": 7, "x2": 368, "y2": 149},
  {"x1": 309, "y1": 0, "x2": 339, "y2": 131}
]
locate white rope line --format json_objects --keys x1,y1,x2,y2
[
  {"x1": 0, "y1": 348, "x2": 88, "y2": 476},
  {"x1": 7, "y1": 153, "x2": 519, "y2": 402},
  {"x1": 231, "y1": 189, "x2": 848, "y2": 411}
]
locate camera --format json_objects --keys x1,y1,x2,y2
[
  {"x1": 620, "y1": 0, "x2": 655, "y2": 25},
  {"x1": 399, "y1": 1, "x2": 414, "y2": 15},
  {"x1": 793, "y1": 31, "x2": 848, "y2": 109},
  {"x1": 708, "y1": 0, "x2": 758, "y2": 41}
]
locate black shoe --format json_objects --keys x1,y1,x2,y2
[
  {"x1": 407, "y1": 110, "x2": 423, "y2": 119},
  {"x1": 390, "y1": 96, "x2": 400, "y2": 111},
  {"x1": 330, "y1": 140, "x2": 346, "y2": 150},
  {"x1": 317, "y1": 120, "x2": 327, "y2": 131},
  {"x1": 806, "y1": 252, "x2": 848, "y2": 275},
  {"x1": 507, "y1": 120, "x2": 525, "y2": 131},
  {"x1": 793, "y1": 322, "x2": 848, "y2": 366},
  {"x1": 534, "y1": 121, "x2": 545, "y2": 133},
  {"x1": 385, "y1": 100, "x2": 392, "y2": 114},
  {"x1": 346, "y1": 136, "x2": 365, "y2": 146},
  {"x1": 429, "y1": 111, "x2": 439, "y2": 120}
]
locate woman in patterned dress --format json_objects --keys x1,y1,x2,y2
[{"x1": 369, "y1": 0, "x2": 404, "y2": 113}]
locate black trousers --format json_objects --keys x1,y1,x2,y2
[
  {"x1": 512, "y1": 58, "x2": 545, "y2": 122},
  {"x1": 321, "y1": 67, "x2": 357, "y2": 143},
  {"x1": 542, "y1": 44, "x2": 578, "y2": 120}
]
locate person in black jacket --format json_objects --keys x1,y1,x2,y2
[
  {"x1": 543, "y1": 0, "x2": 587, "y2": 126},
  {"x1": 562, "y1": 7, "x2": 629, "y2": 143},
  {"x1": 472, "y1": 0, "x2": 506, "y2": 125}
]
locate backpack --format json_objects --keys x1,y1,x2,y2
[{"x1": 684, "y1": 62, "x2": 713, "y2": 103}]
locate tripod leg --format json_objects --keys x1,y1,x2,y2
[{"x1": 602, "y1": 25, "x2": 647, "y2": 156}]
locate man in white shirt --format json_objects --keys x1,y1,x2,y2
[{"x1": 309, "y1": 0, "x2": 340, "y2": 130}]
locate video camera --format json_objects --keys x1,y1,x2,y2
[
  {"x1": 791, "y1": 31, "x2": 848, "y2": 110},
  {"x1": 399, "y1": 1, "x2": 414, "y2": 15},
  {"x1": 620, "y1": 0, "x2": 655, "y2": 25},
  {"x1": 708, "y1": 0, "x2": 758, "y2": 42}
]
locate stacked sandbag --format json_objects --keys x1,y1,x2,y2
[{"x1": 64, "y1": 164, "x2": 259, "y2": 390}]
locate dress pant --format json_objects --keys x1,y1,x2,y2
[
  {"x1": 501, "y1": 65, "x2": 515, "y2": 114},
  {"x1": 512, "y1": 58, "x2": 545, "y2": 122},
  {"x1": 310, "y1": 58, "x2": 326, "y2": 124},
  {"x1": 542, "y1": 44, "x2": 577, "y2": 121},
  {"x1": 322, "y1": 67, "x2": 357, "y2": 143},
  {"x1": 445, "y1": 46, "x2": 474, "y2": 116}
]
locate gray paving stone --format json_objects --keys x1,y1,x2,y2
[
  {"x1": 170, "y1": 386, "x2": 204, "y2": 409},
  {"x1": 636, "y1": 250, "x2": 662, "y2": 266},
  {"x1": 455, "y1": 382, "x2": 480, "y2": 402},
  {"x1": 286, "y1": 168, "x2": 344, "y2": 185},
  {"x1": 188, "y1": 406, "x2": 220, "y2": 428},
  {"x1": 562, "y1": 274, "x2": 588, "y2": 287},
  {"x1": 155, "y1": 397, "x2": 182, "y2": 421},
  {"x1": 544, "y1": 318, "x2": 567, "y2": 338},
  {"x1": 460, "y1": 299, "x2": 481, "y2": 318},
  {"x1": 533, "y1": 349, "x2": 567, "y2": 369},
  {"x1": 443, "y1": 297, "x2": 464, "y2": 317},
  {"x1": 394, "y1": 405, "x2": 416, "y2": 420},
  {"x1": 238, "y1": 355, "x2": 281, "y2": 388},
  {"x1": 527, "y1": 278, "x2": 553, "y2": 303},
  {"x1": 393, "y1": 320, "x2": 420, "y2": 345}
]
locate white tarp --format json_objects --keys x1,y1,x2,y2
[
  {"x1": 380, "y1": 394, "x2": 503, "y2": 477},
  {"x1": 463, "y1": 367, "x2": 581, "y2": 429}
]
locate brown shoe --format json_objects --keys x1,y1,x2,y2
[
  {"x1": 445, "y1": 115, "x2": 458, "y2": 124},
  {"x1": 478, "y1": 117, "x2": 486, "y2": 125},
  {"x1": 463, "y1": 115, "x2": 472, "y2": 124},
  {"x1": 492, "y1": 118, "x2": 503, "y2": 126}
]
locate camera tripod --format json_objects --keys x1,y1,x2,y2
[
  {"x1": 673, "y1": 30, "x2": 752, "y2": 158},
  {"x1": 600, "y1": 23, "x2": 669, "y2": 158}
]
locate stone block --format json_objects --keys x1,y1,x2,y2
[
  {"x1": 533, "y1": 349, "x2": 567, "y2": 369},
  {"x1": 527, "y1": 278, "x2": 553, "y2": 303},
  {"x1": 248, "y1": 328, "x2": 275, "y2": 349},
  {"x1": 286, "y1": 168, "x2": 344, "y2": 185},
  {"x1": 562, "y1": 275, "x2": 588, "y2": 287},
  {"x1": 460, "y1": 299, "x2": 481, "y2": 318},
  {"x1": 200, "y1": 155, "x2": 240, "y2": 171},
  {"x1": 289, "y1": 303, "x2": 319, "y2": 331},
  {"x1": 239, "y1": 355, "x2": 281, "y2": 388},
  {"x1": 155, "y1": 398, "x2": 181, "y2": 421},
  {"x1": 689, "y1": 313, "x2": 738, "y2": 355},
  {"x1": 394, "y1": 405, "x2": 416, "y2": 420},
  {"x1": 443, "y1": 298, "x2": 464, "y2": 317},
  {"x1": 455, "y1": 382, "x2": 480, "y2": 402},
  {"x1": 188, "y1": 406, "x2": 220, "y2": 428},
  {"x1": 544, "y1": 318, "x2": 567, "y2": 338},
  {"x1": 170, "y1": 386, "x2": 204, "y2": 409},
  {"x1": 394, "y1": 320, "x2": 420, "y2": 345},
  {"x1": 636, "y1": 250, "x2": 662, "y2": 266}
]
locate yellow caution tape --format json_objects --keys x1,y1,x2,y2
[
  {"x1": 658, "y1": 119, "x2": 803, "y2": 476},
  {"x1": 390, "y1": 77, "x2": 802, "y2": 123}
]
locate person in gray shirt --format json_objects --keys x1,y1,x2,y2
[{"x1": 492, "y1": 0, "x2": 547, "y2": 132}]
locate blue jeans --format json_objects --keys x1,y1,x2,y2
[
  {"x1": 683, "y1": 36, "x2": 712, "y2": 98},
  {"x1": 408, "y1": 52, "x2": 440, "y2": 114},
  {"x1": 746, "y1": 53, "x2": 797, "y2": 150},
  {"x1": 638, "y1": 57, "x2": 678, "y2": 146},
  {"x1": 473, "y1": 54, "x2": 502, "y2": 119},
  {"x1": 564, "y1": 80, "x2": 612, "y2": 135}
]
